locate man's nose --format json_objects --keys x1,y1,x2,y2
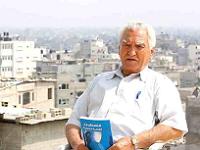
[{"x1": 127, "y1": 47, "x2": 137, "y2": 55}]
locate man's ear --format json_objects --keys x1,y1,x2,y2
[
  {"x1": 150, "y1": 48, "x2": 155, "y2": 56},
  {"x1": 118, "y1": 45, "x2": 121, "y2": 55}
]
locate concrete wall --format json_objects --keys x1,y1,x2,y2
[
  {"x1": 186, "y1": 99, "x2": 200, "y2": 144},
  {"x1": 180, "y1": 72, "x2": 197, "y2": 88},
  {"x1": 0, "y1": 122, "x2": 22, "y2": 150},
  {"x1": 0, "y1": 119, "x2": 68, "y2": 150}
]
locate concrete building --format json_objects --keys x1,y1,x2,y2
[
  {"x1": 75, "y1": 38, "x2": 109, "y2": 61},
  {"x1": 0, "y1": 32, "x2": 46, "y2": 79},
  {"x1": 90, "y1": 38, "x2": 109, "y2": 60},
  {"x1": 77, "y1": 39, "x2": 91, "y2": 59},
  {"x1": 0, "y1": 79, "x2": 56, "y2": 111},
  {"x1": 150, "y1": 51, "x2": 176, "y2": 70},
  {"x1": 56, "y1": 73, "x2": 86, "y2": 108},
  {"x1": 0, "y1": 107, "x2": 71, "y2": 150},
  {"x1": 176, "y1": 48, "x2": 188, "y2": 66},
  {"x1": 187, "y1": 44, "x2": 200, "y2": 68},
  {"x1": 35, "y1": 60, "x2": 119, "y2": 108},
  {"x1": 156, "y1": 32, "x2": 178, "y2": 50},
  {"x1": 45, "y1": 50, "x2": 74, "y2": 61}
]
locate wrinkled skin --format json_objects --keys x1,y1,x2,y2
[{"x1": 119, "y1": 28, "x2": 154, "y2": 76}]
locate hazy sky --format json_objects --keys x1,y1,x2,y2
[{"x1": 0, "y1": 0, "x2": 200, "y2": 28}]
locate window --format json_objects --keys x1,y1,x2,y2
[
  {"x1": 19, "y1": 95, "x2": 21, "y2": 104},
  {"x1": 10, "y1": 44, "x2": 13, "y2": 49},
  {"x1": 79, "y1": 78, "x2": 86, "y2": 82},
  {"x1": 59, "y1": 99, "x2": 69, "y2": 105},
  {"x1": 32, "y1": 93, "x2": 34, "y2": 101},
  {"x1": 48, "y1": 88, "x2": 52, "y2": 99},
  {"x1": 2, "y1": 102, "x2": 8, "y2": 107},
  {"x1": 23, "y1": 92, "x2": 30, "y2": 105},
  {"x1": 76, "y1": 74, "x2": 81, "y2": 77},
  {"x1": 62, "y1": 84, "x2": 66, "y2": 89},
  {"x1": 59, "y1": 99, "x2": 62, "y2": 104},
  {"x1": 59, "y1": 83, "x2": 69, "y2": 89},
  {"x1": 57, "y1": 54, "x2": 60, "y2": 60},
  {"x1": 36, "y1": 67, "x2": 41, "y2": 72},
  {"x1": 62, "y1": 99, "x2": 66, "y2": 104}
]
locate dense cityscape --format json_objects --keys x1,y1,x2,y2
[{"x1": 0, "y1": 26, "x2": 200, "y2": 149}]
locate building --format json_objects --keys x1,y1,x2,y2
[
  {"x1": 75, "y1": 38, "x2": 109, "y2": 61},
  {"x1": 156, "y1": 32, "x2": 178, "y2": 50},
  {"x1": 187, "y1": 44, "x2": 200, "y2": 68},
  {"x1": 0, "y1": 79, "x2": 56, "y2": 111},
  {"x1": 35, "y1": 60, "x2": 119, "y2": 108},
  {"x1": 90, "y1": 38, "x2": 109, "y2": 60},
  {"x1": 176, "y1": 48, "x2": 188, "y2": 66},
  {"x1": 0, "y1": 32, "x2": 46, "y2": 79}
]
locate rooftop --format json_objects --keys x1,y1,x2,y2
[{"x1": 0, "y1": 107, "x2": 72, "y2": 125}]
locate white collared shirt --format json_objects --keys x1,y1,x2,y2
[{"x1": 67, "y1": 67, "x2": 188, "y2": 141}]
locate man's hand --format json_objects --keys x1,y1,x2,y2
[
  {"x1": 109, "y1": 136, "x2": 134, "y2": 150},
  {"x1": 73, "y1": 143, "x2": 89, "y2": 150}
]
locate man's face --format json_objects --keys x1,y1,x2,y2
[{"x1": 119, "y1": 28, "x2": 154, "y2": 76}]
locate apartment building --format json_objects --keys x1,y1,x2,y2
[
  {"x1": 75, "y1": 38, "x2": 109, "y2": 60},
  {"x1": 187, "y1": 44, "x2": 200, "y2": 68},
  {"x1": 0, "y1": 79, "x2": 56, "y2": 111},
  {"x1": 0, "y1": 32, "x2": 46, "y2": 79}
]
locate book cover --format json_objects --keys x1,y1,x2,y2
[{"x1": 80, "y1": 117, "x2": 113, "y2": 150}]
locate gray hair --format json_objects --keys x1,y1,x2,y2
[{"x1": 120, "y1": 20, "x2": 156, "y2": 49}]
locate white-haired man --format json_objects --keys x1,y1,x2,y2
[{"x1": 65, "y1": 20, "x2": 188, "y2": 150}]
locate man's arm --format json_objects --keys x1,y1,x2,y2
[
  {"x1": 109, "y1": 124, "x2": 183, "y2": 150},
  {"x1": 135, "y1": 124, "x2": 183, "y2": 148},
  {"x1": 65, "y1": 124, "x2": 88, "y2": 150}
]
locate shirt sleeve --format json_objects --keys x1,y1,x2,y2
[
  {"x1": 155, "y1": 76, "x2": 188, "y2": 134},
  {"x1": 66, "y1": 76, "x2": 98, "y2": 127}
]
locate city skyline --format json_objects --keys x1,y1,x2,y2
[{"x1": 0, "y1": 0, "x2": 200, "y2": 28}]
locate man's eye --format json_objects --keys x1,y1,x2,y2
[
  {"x1": 136, "y1": 44, "x2": 145, "y2": 49},
  {"x1": 123, "y1": 44, "x2": 130, "y2": 48}
]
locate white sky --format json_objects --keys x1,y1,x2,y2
[{"x1": 0, "y1": 0, "x2": 200, "y2": 28}]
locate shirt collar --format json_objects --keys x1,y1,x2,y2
[
  {"x1": 106, "y1": 66, "x2": 150, "y2": 82},
  {"x1": 139, "y1": 66, "x2": 149, "y2": 82},
  {"x1": 104, "y1": 68, "x2": 123, "y2": 80}
]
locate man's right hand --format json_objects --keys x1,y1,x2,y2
[{"x1": 66, "y1": 124, "x2": 88, "y2": 150}]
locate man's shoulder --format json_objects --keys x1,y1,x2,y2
[
  {"x1": 147, "y1": 68, "x2": 173, "y2": 84},
  {"x1": 88, "y1": 71, "x2": 116, "y2": 88},
  {"x1": 95, "y1": 71, "x2": 116, "y2": 79}
]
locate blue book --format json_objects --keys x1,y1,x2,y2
[{"x1": 80, "y1": 117, "x2": 113, "y2": 150}]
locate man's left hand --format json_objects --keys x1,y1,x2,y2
[{"x1": 109, "y1": 136, "x2": 134, "y2": 150}]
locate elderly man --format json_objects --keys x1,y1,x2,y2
[{"x1": 65, "y1": 20, "x2": 188, "y2": 150}]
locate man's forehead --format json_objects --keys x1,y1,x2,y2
[{"x1": 122, "y1": 29, "x2": 147, "y2": 43}]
